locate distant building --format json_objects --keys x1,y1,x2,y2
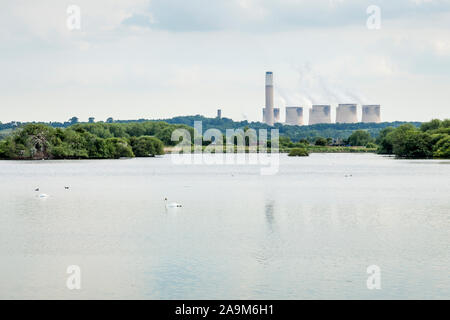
[
  {"x1": 309, "y1": 105, "x2": 331, "y2": 125},
  {"x1": 217, "y1": 109, "x2": 222, "y2": 119},
  {"x1": 336, "y1": 104, "x2": 358, "y2": 123},
  {"x1": 285, "y1": 107, "x2": 304, "y2": 125},
  {"x1": 362, "y1": 105, "x2": 381, "y2": 123},
  {"x1": 263, "y1": 107, "x2": 281, "y2": 124},
  {"x1": 264, "y1": 72, "x2": 274, "y2": 125}
]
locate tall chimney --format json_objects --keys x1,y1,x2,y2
[{"x1": 265, "y1": 72, "x2": 274, "y2": 126}]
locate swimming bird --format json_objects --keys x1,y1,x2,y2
[
  {"x1": 35, "y1": 188, "x2": 39, "y2": 192},
  {"x1": 65, "y1": 186, "x2": 70, "y2": 190},
  {"x1": 164, "y1": 198, "x2": 182, "y2": 208},
  {"x1": 38, "y1": 194, "x2": 49, "y2": 199}
]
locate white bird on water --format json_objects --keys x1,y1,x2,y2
[
  {"x1": 38, "y1": 194, "x2": 49, "y2": 199},
  {"x1": 164, "y1": 198, "x2": 182, "y2": 208}
]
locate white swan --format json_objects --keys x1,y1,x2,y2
[{"x1": 164, "y1": 198, "x2": 182, "y2": 208}]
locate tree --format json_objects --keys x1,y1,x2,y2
[
  {"x1": 314, "y1": 137, "x2": 328, "y2": 146},
  {"x1": 69, "y1": 117, "x2": 79, "y2": 125},
  {"x1": 130, "y1": 136, "x2": 164, "y2": 157},
  {"x1": 106, "y1": 138, "x2": 134, "y2": 158},
  {"x1": 420, "y1": 119, "x2": 441, "y2": 132},
  {"x1": 433, "y1": 136, "x2": 450, "y2": 158},
  {"x1": 376, "y1": 127, "x2": 395, "y2": 154},
  {"x1": 347, "y1": 130, "x2": 373, "y2": 146},
  {"x1": 394, "y1": 131, "x2": 433, "y2": 158}
]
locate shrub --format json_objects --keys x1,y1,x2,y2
[{"x1": 288, "y1": 147, "x2": 309, "y2": 157}]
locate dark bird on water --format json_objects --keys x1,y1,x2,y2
[
  {"x1": 35, "y1": 188, "x2": 39, "y2": 192},
  {"x1": 65, "y1": 186, "x2": 70, "y2": 190}
]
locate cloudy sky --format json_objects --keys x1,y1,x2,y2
[{"x1": 1, "y1": 0, "x2": 450, "y2": 123}]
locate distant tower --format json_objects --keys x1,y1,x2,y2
[
  {"x1": 362, "y1": 105, "x2": 381, "y2": 123},
  {"x1": 217, "y1": 109, "x2": 222, "y2": 119},
  {"x1": 285, "y1": 107, "x2": 304, "y2": 125},
  {"x1": 336, "y1": 104, "x2": 358, "y2": 123},
  {"x1": 264, "y1": 72, "x2": 274, "y2": 126},
  {"x1": 309, "y1": 105, "x2": 331, "y2": 125}
]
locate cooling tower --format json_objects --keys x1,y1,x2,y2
[
  {"x1": 362, "y1": 105, "x2": 381, "y2": 123},
  {"x1": 274, "y1": 108, "x2": 280, "y2": 123},
  {"x1": 265, "y1": 72, "x2": 274, "y2": 126},
  {"x1": 263, "y1": 107, "x2": 280, "y2": 123},
  {"x1": 336, "y1": 104, "x2": 358, "y2": 123},
  {"x1": 309, "y1": 105, "x2": 331, "y2": 125},
  {"x1": 285, "y1": 107, "x2": 304, "y2": 125}
]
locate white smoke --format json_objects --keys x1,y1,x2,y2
[{"x1": 277, "y1": 63, "x2": 369, "y2": 107}]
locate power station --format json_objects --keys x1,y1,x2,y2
[
  {"x1": 309, "y1": 105, "x2": 331, "y2": 125},
  {"x1": 261, "y1": 72, "x2": 381, "y2": 125},
  {"x1": 285, "y1": 107, "x2": 304, "y2": 125},
  {"x1": 361, "y1": 105, "x2": 381, "y2": 123},
  {"x1": 336, "y1": 104, "x2": 358, "y2": 124},
  {"x1": 263, "y1": 71, "x2": 275, "y2": 126}
]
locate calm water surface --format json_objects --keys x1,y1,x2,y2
[{"x1": 0, "y1": 153, "x2": 449, "y2": 299}]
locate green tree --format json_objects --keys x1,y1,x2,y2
[
  {"x1": 393, "y1": 130, "x2": 433, "y2": 159},
  {"x1": 314, "y1": 137, "x2": 328, "y2": 146},
  {"x1": 433, "y1": 136, "x2": 450, "y2": 158},
  {"x1": 130, "y1": 136, "x2": 164, "y2": 157},
  {"x1": 347, "y1": 130, "x2": 373, "y2": 146},
  {"x1": 420, "y1": 119, "x2": 441, "y2": 132}
]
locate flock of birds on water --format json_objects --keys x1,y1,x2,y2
[
  {"x1": 34, "y1": 186, "x2": 70, "y2": 199},
  {"x1": 34, "y1": 172, "x2": 353, "y2": 208},
  {"x1": 35, "y1": 187, "x2": 183, "y2": 209}
]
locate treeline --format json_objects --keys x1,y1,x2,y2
[
  {"x1": 1, "y1": 115, "x2": 421, "y2": 142},
  {"x1": 0, "y1": 122, "x2": 191, "y2": 160},
  {"x1": 163, "y1": 115, "x2": 421, "y2": 141},
  {"x1": 376, "y1": 119, "x2": 450, "y2": 158}
]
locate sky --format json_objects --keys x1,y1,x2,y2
[{"x1": 1, "y1": 0, "x2": 450, "y2": 123}]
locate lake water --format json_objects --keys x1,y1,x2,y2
[{"x1": 0, "y1": 153, "x2": 449, "y2": 299}]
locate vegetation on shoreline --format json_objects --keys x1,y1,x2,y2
[
  {"x1": 288, "y1": 148, "x2": 309, "y2": 157},
  {"x1": 0, "y1": 123, "x2": 180, "y2": 160},
  {"x1": 1, "y1": 118, "x2": 448, "y2": 160},
  {"x1": 1, "y1": 115, "x2": 421, "y2": 143},
  {"x1": 376, "y1": 119, "x2": 450, "y2": 159}
]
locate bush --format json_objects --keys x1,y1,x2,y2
[
  {"x1": 314, "y1": 137, "x2": 328, "y2": 146},
  {"x1": 130, "y1": 136, "x2": 164, "y2": 157},
  {"x1": 433, "y1": 136, "x2": 450, "y2": 158},
  {"x1": 288, "y1": 147, "x2": 309, "y2": 157},
  {"x1": 347, "y1": 130, "x2": 373, "y2": 146}
]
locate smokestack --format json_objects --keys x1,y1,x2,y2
[
  {"x1": 217, "y1": 109, "x2": 222, "y2": 119},
  {"x1": 336, "y1": 104, "x2": 358, "y2": 123},
  {"x1": 361, "y1": 105, "x2": 381, "y2": 123},
  {"x1": 285, "y1": 107, "x2": 304, "y2": 125},
  {"x1": 265, "y1": 72, "x2": 274, "y2": 126},
  {"x1": 309, "y1": 105, "x2": 331, "y2": 125}
]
